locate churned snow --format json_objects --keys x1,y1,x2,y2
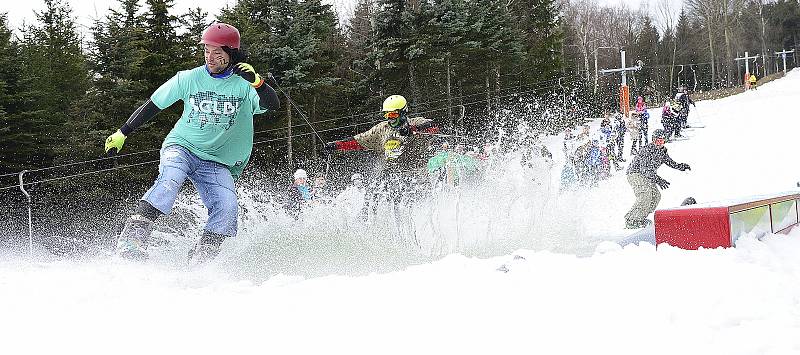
[{"x1": 2, "y1": 70, "x2": 800, "y2": 354}]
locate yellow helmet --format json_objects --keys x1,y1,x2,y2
[{"x1": 382, "y1": 95, "x2": 408, "y2": 112}]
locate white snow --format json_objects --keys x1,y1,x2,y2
[{"x1": 2, "y1": 71, "x2": 800, "y2": 354}]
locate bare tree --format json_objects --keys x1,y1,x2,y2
[
  {"x1": 686, "y1": 0, "x2": 719, "y2": 87},
  {"x1": 656, "y1": 0, "x2": 678, "y2": 91},
  {"x1": 563, "y1": 0, "x2": 601, "y2": 79}
]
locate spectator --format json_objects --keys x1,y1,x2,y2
[
  {"x1": 635, "y1": 96, "x2": 650, "y2": 143},
  {"x1": 285, "y1": 168, "x2": 313, "y2": 216}
]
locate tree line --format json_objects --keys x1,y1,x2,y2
[
  {"x1": 563, "y1": 0, "x2": 800, "y2": 107},
  {"x1": 0, "y1": 0, "x2": 798, "y2": 185}
]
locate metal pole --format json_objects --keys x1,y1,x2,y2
[
  {"x1": 558, "y1": 77, "x2": 565, "y2": 114},
  {"x1": 18, "y1": 170, "x2": 32, "y2": 258},
  {"x1": 744, "y1": 51, "x2": 750, "y2": 77},
  {"x1": 784, "y1": 53, "x2": 787, "y2": 73},
  {"x1": 594, "y1": 49, "x2": 598, "y2": 95},
  {"x1": 620, "y1": 49, "x2": 627, "y2": 86}
]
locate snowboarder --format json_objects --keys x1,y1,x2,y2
[
  {"x1": 626, "y1": 111, "x2": 642, "y2": 155},
  {"x1": 624, "y1": 129, "x2": 691, "y2": 229},
  {"x1": 661, "y1": 101, "x2": 678, "y2": 140},
  {"x1": 324, "y1": 95, "x2": 438, "y2": 204},
  {"x1": 635, "y1": 96, "x2": 649, "y2": 143},
  {"x1": 103, "y1": 23, "x2": 280, "y2": 264},
  {"x1": 599, "y1": 117, "x2": 621, "y2": 171},
  {"x1": 674, "y1": 86, "x2": 695, "y2": 132}
]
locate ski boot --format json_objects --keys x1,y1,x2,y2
[
  {"x1": 116, "y1": 214, "x2": 154, "y2": 260},
  {"x1": 187, "y1": 231, "x2": 226, "y2": 267}
]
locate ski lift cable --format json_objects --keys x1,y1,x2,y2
[
  {"x1": 256, "y1": 78, "x2": 580, "y2": 147},
  {"x1": 0, "y1": 75, "x2": 586, "y2": 188},
  {"x1": 0, "y1": 78, "x2": 576, "y2": 192},
  {"x1": 11, "y1": 148, "x2": 162, "y2": 176},
  {"x1": 253, "y1": 73, "x2": 584, "y2": 136},
  {"x1": 258, "y1": 77, "x2": 586, "y2": 142},
  {"x1": 268, "y1": 73, "x2": 328, "y2": 146},
  {"x1": 0, "y1": 159, "x2": 161, "y2": 192}
]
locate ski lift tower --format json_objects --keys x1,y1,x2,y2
[
  {"x1": 598, "y1": 48, "x2": 643, "y2": 117},
  {"x1": 775, "y1": 49, "x2": 795, "y2": 74}
]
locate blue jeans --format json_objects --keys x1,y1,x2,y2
[{"x1": 142, "y1": 145, "x2": 238, "y2": 237}]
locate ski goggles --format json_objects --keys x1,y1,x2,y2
[{"x1": 384, "y1": 111, "x2": 401, "y2": 119}]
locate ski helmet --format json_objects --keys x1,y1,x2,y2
[
  {"x1": 382, "y1": 95, "x2": 408, "y2": 112},
  {"x1": 652, "y1": 129, "x2": 667, "y2": 140},
  {"x1": 199, "y1": 23, "x2": 241, "y2": 49},
  {"x1": 383, "y1": 95, "x2": 408, "y2": 128},
  {"x1": 293, "y1": 169, "x2": 308, "y2": 180}
]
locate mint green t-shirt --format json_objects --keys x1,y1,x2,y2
[{"x1": 151, "y1": 66, "x2": 269, "y2": 179}]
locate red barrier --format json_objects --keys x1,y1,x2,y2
[{"x1": 655, "y1": 192, "x2": 800, "y2": 249}]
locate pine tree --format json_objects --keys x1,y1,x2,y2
[
  {"x1": 141, "y1": 0, "x2": 183, "y2": 91},
  {"x1": 78, "y1": 0, "x2": 155, "y2": 159},
  {"x1": 633, "y1": 17, "x2": 659, "y2": 95},
  {"x1": 219, "y1": 0, "x2": 350, "y2": 164},
  {"x1": 510, "y1": 0, "x2": 563, "y2": 81},
  {"x1": 10, "y1": 0, "x2": 89, "y2": 169},
  {"x1": 179, "y1": 7, "x2": 209, "y2": 66},
  {"x1": 0, "y1": 14, "x2": 23, "y2": 174},
  {"x1": 346, "y1": 0, "x2": 383, "y2": 110},
  {"x1": 372, "y1": 0, "x2": 416, "y2": 95}
]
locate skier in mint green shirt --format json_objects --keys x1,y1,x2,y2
[{"x1": 103, "y1": 23, "x2": 280, "y2": 265}]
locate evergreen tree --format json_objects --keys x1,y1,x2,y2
[
  {"x1": 0, "y1": 14, "x2": 22, "y2": 174},
  {"x1": 220, "y1": 0, "x2": 349, "y2": 164},
  {"x1": 10, "y1": 0, "x2": 89, "y2": 169},
  {"x1": 180, "y1": 7, "x2": 209, "y2": 66},
  {"x1": 460, "y1": 0, "x2": 523, "y2": 109},
  {"x1": 141, "y1": 0, "x2": 183, "y2": 91},
  {"x1": 80, "y1": 0, "x2": 154, "y2": 158},
  {"x1": 346, "y1": 0, "x2": 384, "y2": 111},
  {"x1": 510, "y1": 0, "x2": 563, "y2": 81},
  {"x1": 372, "y1": 0, "x2": 416, "y2": 95},
  {"x1": 675, "y1": 9, "x2": 693, "y2": 65},
  {"x1": 0, "y1": 14, "x2": 18, "y2": 118},
  {"x1": 633, "y1": 17, "x2": 659, "y2": 95}
]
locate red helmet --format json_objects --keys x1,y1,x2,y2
[{"x1": 199, "y1": 23, "x2": 240, "y2": 49}]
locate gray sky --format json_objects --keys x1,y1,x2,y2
[
  {"x1": 4, "y1": 0, "x2": 680, "y2": 35},
  {"x1": 3, "y1": 0, "x2": 356, "y2": 33}
]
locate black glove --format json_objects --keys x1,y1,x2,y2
[
  {"x1": 676, "y1": 163, "x2": 691, "y2": 171},
  {"x1": 232, "y1": 63, "x2": 262, "y2": 86},
  {"x1": 323, "y1": 142, "x2": 337, "y2": 153},
  {"x1": 398, "y1": 125, "x2": 410, "y2": 136},
  {"x1": 654, "y1": 176, "x2": 670, "y2": 190}
]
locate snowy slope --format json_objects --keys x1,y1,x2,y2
[{"x1": 2, "y1": 71, "x2": 800, "y2": 354}]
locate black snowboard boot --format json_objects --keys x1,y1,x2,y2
[
  {"x1": 187, "y1": 231, "x2": 226, "y2": 266},
  {"x1": 116, "y1": 215, "x2": 154, "y2": 260}
]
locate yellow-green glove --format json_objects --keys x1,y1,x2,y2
[
  {"x1": 233, "y1": 62, "x2": 264, "y2": 87},
  {"x1": 105, "y1": 130, "x2": 127, "y2": 154}
]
